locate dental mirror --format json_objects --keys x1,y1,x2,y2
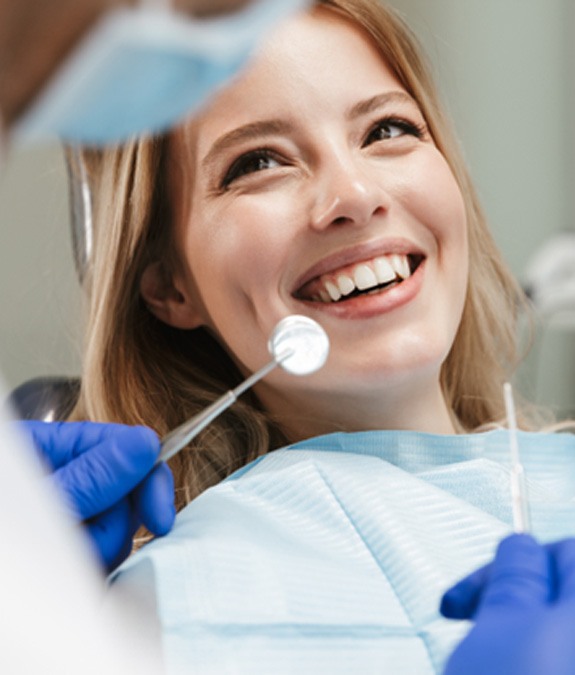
[
  {"x1": 157, "y1": 315, "x2": 329, "y2": 464},
  {"x1": 269, "y1": 314, "x2": 330, "y2": 375}
]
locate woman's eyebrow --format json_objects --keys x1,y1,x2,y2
[
  {"x1": 348, "y1": 90, "x2": 417, "y2": 119},
  {"x1": 200, "y1": 92, "x2": 416, "y2": 170},
  {"x1": 201, "y1": 119, "x2": 294, "y2": 170}
]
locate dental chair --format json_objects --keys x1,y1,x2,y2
[
  {"x1": 8, "y1": 376, "x2": 81, "y2": 421},
  {"x1": 7, "y1": 148, "x2": 90, "y2": 421}
]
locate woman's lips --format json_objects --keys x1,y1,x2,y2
[{"x1": 295, "y1": 252, "x2": 424, "y2": 303}]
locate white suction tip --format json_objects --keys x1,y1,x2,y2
[{"x1": 268, "y1": 315, "x2": 329, "y2": 376}]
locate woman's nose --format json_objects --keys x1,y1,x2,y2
[{"x1": 309, "y1": 155, "x2": 390, "y2": 231}]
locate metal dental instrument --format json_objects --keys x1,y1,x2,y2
[
  {"x1": 503, "y1": 382, "x2": 531, "y2": 533},
  {"x1": 157, "y1": 315, "x2": 329, "y2": 464}
]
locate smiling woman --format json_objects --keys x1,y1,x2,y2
[
  {"x1": 70, "y1": 0, "x2": 522, "y2": 507},
  {"x1": 65, "y1": 1, "x2": 575, "y2": 670},
  {"x1": 146, "y1": 4, "x2": 471, "y2": 443}
]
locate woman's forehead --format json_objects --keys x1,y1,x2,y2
[{"x1": 184, "y1": 7, "x2": 407, "y2": 155}]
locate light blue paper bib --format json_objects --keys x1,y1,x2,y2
[{"x1": 113, "y1": 430, "x2": 575, "y2": 673}]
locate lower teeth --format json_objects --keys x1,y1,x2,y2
[
  {"x1": 332, "y1": 279, "x2": 400, "y2": 302},
  {"x1": 366, "y1": 281, "x2": 399, "y2": 296}
]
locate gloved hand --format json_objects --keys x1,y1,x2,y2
[
  {"x1": 20, "y1": 420, "x2": 176, "y2": 572},
  {"x1": 441, "y1": 534, "x2": 575, "y2": 675}
]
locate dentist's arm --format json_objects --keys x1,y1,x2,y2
[
  {"x1": 0, "y1": 0, "x2": 253, "y2": 129},
  {"x1": 20, "y1": 420, "x2": 175, "y2": 572},
  {"x1": 441, "y1": 534, "x2": 575, "y2": 675},
  {"x1": 0, "y1": 0, "x2": 129, "y2": 127}
]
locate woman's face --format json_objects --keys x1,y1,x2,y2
[{"x1": 160, "y1": 8, "x2": 469, "y2": 437}]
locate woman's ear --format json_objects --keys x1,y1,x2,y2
[{"x1": 140, "y1": 261, "x2": 204, "y2": 329}]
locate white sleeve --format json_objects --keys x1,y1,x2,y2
[{"x1": 0, "y1": 375, "x2": 163, "y2": 674}]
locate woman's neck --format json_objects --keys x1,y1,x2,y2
[{"x1": 258, "y1": 376, "x2": 458, "y2": 444}]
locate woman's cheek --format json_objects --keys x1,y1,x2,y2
[
  {"x1": 218, "y1": 191, "x2": 302, "y2": 249},
  {"x1": 417, "y1": 155, "x2": 467, "y2": 235}
]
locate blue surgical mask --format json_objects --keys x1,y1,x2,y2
[{"x1": 13, "y1": 0, "x2": 310, "y2": 146}]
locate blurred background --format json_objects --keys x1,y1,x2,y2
[{"x1": 0, "y1": 0, "x2": 574, "y2": 415}]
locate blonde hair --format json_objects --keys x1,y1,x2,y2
[{"x1": 70, "y1": 0, "x2": 531, "y2": 510}]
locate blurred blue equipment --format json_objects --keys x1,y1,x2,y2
[{"x1": 13, "y1": 0, "x2": 310, "y2": 145}]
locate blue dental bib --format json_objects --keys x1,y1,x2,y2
[{"x1": 112, "y1": 429, "x2": 575, "y2": 673}]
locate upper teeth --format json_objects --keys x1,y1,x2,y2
[{"x1": 313, "y1": 254, "x2": 412, "y2": 303}]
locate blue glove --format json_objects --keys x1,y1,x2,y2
[
  {"x1": 440, "y1": 537, "x2": 566, "y2": 619},
  {"x1": 441, "y1": 534, "x2": 575, "y2": 675},
  {"x1": 20, "y1": 420, "x2": 176, "y2": 572}
]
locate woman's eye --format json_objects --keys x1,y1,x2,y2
[
  {"x1": 222, "y1": 150, "x2": 281, "y2": 188},
  {"x1": 363, "y1": 118, "x2": 424, "y2": 147}
]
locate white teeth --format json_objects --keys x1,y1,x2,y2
[
  {"x1": 311, "y1": 253, "x2": 415, "y2": 303},
  {"x1": 336, "y1": 274, "x2": 355, "y2": 296},
  {"x1": 353, "y1": 264, "x2": 378, "y2": 291},
  {"x1": 325, "y1": 280, "x2": 341, "y2": 301},
  {"x1": 390, "y1": 254, "x2": 411, "y2": 280},
  {"x1": 373, "y1": 256, "x2": 396, "y2": 284}
]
